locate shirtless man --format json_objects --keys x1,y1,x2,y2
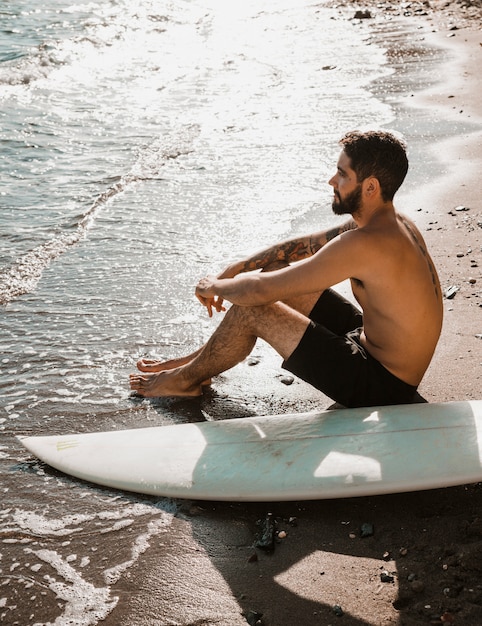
[{"x1": 130, "y1": 130, "x2": 443, "y2": 408}]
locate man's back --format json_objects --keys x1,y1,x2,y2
[{"x1": 351, "y1": 212, "x2": 443, "y2": 386}]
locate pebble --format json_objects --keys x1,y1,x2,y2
[
  {"x1": 332, "y1": 604, "x2": 344, "y2": 617},
  {"x1": 353, "y1": 9, "x2": 372, "y2": 19},
  {"x1": 187, "y1": 505, "x2": 205, "y2": 517},
  {"x1": 444, "y1": 285, "x2": 459, "y2": 299},
  {"x1": 411, "y1": 579, "x2": 425, "y2": 593},
  {"x1": 380, "y1": 571, "x2": 395, "y2": 583},
  {"x1": 360, "y1": 522, "x2": 374, "y2": 537},
  {"x1": 245, "y1": 610, "x2": 263, "y2": 626},
  {"x1": 247, "y1": 552, "x2": 258, "y2": 563},
  {"x1": 279, "y1": 375, "x2": 294, "y2": 386}
]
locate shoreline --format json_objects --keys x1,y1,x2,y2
[
  {"x1": 103, "y1": 9, "x2": 482, "y2": 626},
  {"x1": 3, "y1": 7, "x2": 480, "y2": 626}
]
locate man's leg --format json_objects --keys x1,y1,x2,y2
[
  {"x1": 136, "y1": 291, "x2": 321, "y2": 374},
  {"x1": 136, "y1": 258, "x2": 316, "y2": 374},
  {"x1": 129, "y1": 299, "x2": 315, "y2": 398}
]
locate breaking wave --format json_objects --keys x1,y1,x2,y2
[{"x1": 0, "y1": 124, "x2": 200, "y2": 305}]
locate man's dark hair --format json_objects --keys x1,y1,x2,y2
[{"x1": 339, "y1": 130, "x2": 409, "y2": 202}]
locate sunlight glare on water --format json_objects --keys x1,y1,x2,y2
[{"x1": 0, "y1": 0, "x2": 394, "y2": 412}]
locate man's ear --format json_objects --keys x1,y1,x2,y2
[{"x1": 363, "y1": 176, "x2": 380, "y2": 197}]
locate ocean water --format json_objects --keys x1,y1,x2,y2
[{"x1": 0, "y1": 1, "x2": 446, "y2": 624}]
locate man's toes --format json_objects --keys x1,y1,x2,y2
[
  {"x1": 137, "y1": 359, "x2": 161, "y2": 372},
  {"x1": 129, "y1": 375, "x2": 143, "y2": 389}
]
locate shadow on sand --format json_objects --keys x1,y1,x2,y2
[{"x1": 98, "y1": 396, "x2": 482, "y2": 625}]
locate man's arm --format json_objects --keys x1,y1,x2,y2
[
  {"x1": 197, "y1": 226, "x2": 363, "y2": 310},
  {"x1": 218, "y1": 219, "x2": 357, "y2": 278},
  {"x1": 199, "y1": 219, "x2": 357, "y2": 316}
]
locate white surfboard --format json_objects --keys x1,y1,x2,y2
[{"x1": 18, "y1": 400, "x2": 482, "y2": 501}]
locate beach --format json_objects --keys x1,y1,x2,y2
[
  {"x1": 1, "y1": 1, "x2": 482, "y2": 625},
  {"x1": 108, "y1": 5, "x2": 482, "y2": 626},
  {"x1": 108, "y1": 5, "x2": 481, "y2": 626}
]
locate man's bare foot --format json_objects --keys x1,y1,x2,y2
[
  {"x1": 137, "y1": 355, "x2": 195, "y2": 373},
  {"x1": 137, "y1": 352, "x2": 211, "y2": 386},
  {"x1": 129, "y1": 368, "x2": 203, "y2": 398}
]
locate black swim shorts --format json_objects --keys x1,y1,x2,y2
[{"x1": 283, "y1": 289, "x2": 418, "y2": 408}]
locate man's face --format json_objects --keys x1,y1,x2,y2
[
  {"x1": 329, "y1": 150, "x2": 363, "y2": 216},
  {"x1": 332, "y1": 183, "x2": 363, "y2": 216}
]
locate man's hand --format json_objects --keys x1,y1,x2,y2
[{"x1": 195, "y1": 275, "x2": 226, "y2": 318}]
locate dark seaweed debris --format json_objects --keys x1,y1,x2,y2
[{"x1": 254, "y1": 513, "x2": 276, "y2": 552}]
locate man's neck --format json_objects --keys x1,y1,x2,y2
[{"x1": 353, "y1": 201, "x2": 395, "y2": 228}]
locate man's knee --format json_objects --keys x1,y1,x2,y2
[
  {"x1": 229, "y1": 301, "x2": 308, "y2": 347},
  {"x1": 227, "y1": 301, "x2": 280, "y2": 324}
]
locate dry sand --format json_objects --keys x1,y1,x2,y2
[
  {"x1": 408, "y1": 24, "x2": 482, "y2": 403},
  {"x1": 103, "y1": 4, "x2": 482, "y2": 625}
]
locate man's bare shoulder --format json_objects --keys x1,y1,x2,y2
[
  {"x1": 354, "y1": 210, "x2": 420, "y2": 248},
  {"x1": 336, "y1": 212, "x2": 415, "y2": 270}
]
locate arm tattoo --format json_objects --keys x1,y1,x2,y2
[
  {"x1": 310, "y1": 219, "x2": 357, "y2": 254},
  {"x1": 239, "y1": 239, "x2": 310, "y2": 272},
  {"x1": 239, "y1": 220, "x2": 356, "y2": 273},
  {"x1": 284, "y1": 239, "x2": 312, "y2": 262},
  {"x1": 309, "y1": 236, "x2": 322, "y2": 255}
]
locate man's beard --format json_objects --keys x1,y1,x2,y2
[{"x1": 332, "y1": 184, "x2": 362, "y2": 216}]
